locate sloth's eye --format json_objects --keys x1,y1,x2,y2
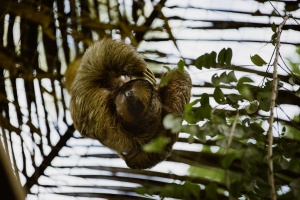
[{"x1": 125, "y1": 90, "x2": 135, "y2": 101}]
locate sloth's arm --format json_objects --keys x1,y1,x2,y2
[
  {"x1": 160, "y1": 69, "x2": 192, "y2": 117},
  {"x1": 159, "y1": 69, "x2": 192, "y2": 143}
]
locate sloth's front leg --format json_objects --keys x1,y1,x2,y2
[{"x1": 124, "y1": 66, "x2": 156, "y2": 85}]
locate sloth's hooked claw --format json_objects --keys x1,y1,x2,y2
[
  {"x1": 143, "y1": 68, "x2": 156, "y2": 85},
  {"x1": 117, "y1": 151, "x2": 125, "y2": 160}
]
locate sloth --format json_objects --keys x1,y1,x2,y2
[{"x1": 65, "y1": 38, "x2": 192, "y2": 169}]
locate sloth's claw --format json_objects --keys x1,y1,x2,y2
[
  {"x1": 143, "y1": 68, "x2": 156, "y2": 84},
  {"x1": 117, "y1": 151, "x2": 125, "y2": 160}
]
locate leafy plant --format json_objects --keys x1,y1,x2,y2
[{"x1": 139, "y1": 14, "x2": 300, "y2": 199}]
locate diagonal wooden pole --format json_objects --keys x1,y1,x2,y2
[{"x1": 267, "y1": 14, "x2": 292, "y2": 200}]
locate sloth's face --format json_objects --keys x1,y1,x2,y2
[{"x1": 115, "y1": 79, "x2": 154, "y2": 124}]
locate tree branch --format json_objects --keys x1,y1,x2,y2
[{"x1": 267, "y1": 14, "x2": 292, "y2": 200}]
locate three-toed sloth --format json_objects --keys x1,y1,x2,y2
[{"x1": 65, "y1": 38, "x2": 192, "y2": 169}]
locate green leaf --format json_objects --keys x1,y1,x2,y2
[
  {"x1": 195, "y1": 55, "x2": 204, "y2": 70},
  {"x1": 271, "y1": 22, "x2": 277, "y2": 32},
  {"x1": 163, "y1": 65, "x2": 171, "y2": 72},
  {"x1": 227, "y1": 71, "x2": 237, "y2": 83},
  {"x1": 136, "y1": 187, "x2": 158, "y2": 196},
  {"x1": 197, "y1": 93, "x2": 212, "y2": 120},
  {"x1": 160, "y1": 182, "x2": 201, "y2": 200},
  {"x1": 182, "y1": 125, "x2": 206, "y2": 143},
  {"x1": 182, "y1": 181, "x2": 201, "y2": 200},
  {"x1": 205, "y1": 182, "x2": 218, "y2": 200},
  {"x1": 177, "y1": 59, "x2": 185, "y2": 74},
  {"x1": 237, "y1": 76, "x2": 254, "y2": 84},
  {"x1": 216, "y1": 138, "x2": 243, "y2": 150},
  {"x1": 243, "y1": 145, "x2": 262, "y2": 161},
  {"x1": 135, "y1": 187, "x2": 147, "y2": 195},
  {"x1": 285, "y1": 3, "x2": 300, "y2": 12},
  {"x1": 238, "y1": 86, "x2": 254, "y2": 101},
  {"x1": 290, "y1": 178, "x2": 300, "y2": 195},
  {"x1": 210, "y1": 51, "x2": 217, "y2": 67},
  {"x1": 213, "y1": 87, "x2": 225, "y2": 104},
  {"x1": 160, "y1": 75, "x2": 171, "y2": 87},
  {"x1": 163, "y1": 114, "x2": 183, "y2": 133},
  {"x1": 200, "y1": 121, "x2": 219, "y2": 137},
  {"x1": 197, "y1": 104, "x2": 212, "y2": 120},
  {"x1": 143, "y1": 136, "x2": 170, "y2": 153},
  {"x1": 219, "y1": 71, "x2": 229, "y2": 84},
  {"x1": 257, "y1": 91, "x2": 271, "y2": 111},
  {"x1": 245, "y1": 100, "x2": 259, "y2": 114},
  {"x1": 200, "y1": 93, "x2": 210, "y2": 105},
  {"x1": 271, "y1": 32, "x2": 277, "y2": 46},
  {"x1": 184, "y1": 94, "x2": 212, "y2": 123},
  {"x1": 211, "y1": 73, "x2": 220, "y2": 86},
  {"x1": 218, "y1": 48, "x2": 226, "y2": 66},
  {"x1": 225, "y1": 48, "x2": 233, "y2": 66},
  {"x1": 189, "y1": 165, "x2": 224, "y2": 182},
  {"x1": 281, "y1": 126, "x2": 286, "y2": 135},
  {"x1": 195, "y1": 51, "x2": 217, "y2": 69},
  {"x1": 184, "y1": 100, "x2": 200, "y2": 124},
  {"x1": 278, "y1": 156, "x2": 289, "y2": 169},
  {"x1": 250, "y1": 54, "x2": 267, "y2": 66},
  {"x1": 296, "y1": 46, "x2": 300, "y2": 55},
  {"x1": 195, "y1": 53, "x2": 208, "y2": 69},
  {"x1": 229, "y1": 181, "x2": 244, "y2": 198},
  {"x1": 237, "y1": 77, "x2": 255, "y2": 101},
  {"x1": 221, "y1": 154, "x2": 236, "y2": 169},
  {"x1": 250, "y1": 122, "x2": 265, "y2": 134},
  {"x1": 226, "y1": 94, "x2": 243, "y2": 103}
]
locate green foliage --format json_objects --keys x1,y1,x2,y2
[
  {"x1": 212, "y1": 71, "x2": 237, "y2": 86},
  {"x1": 182, "y1": 124, "x2": 206, "y2": 143},
  {"x1": 160, "y1": 75, "x2": 171, "y2": 87},
  {"x1": 271, "y1": 22, "x2": 277, "y2": 32},
  {"x1": 177, "y1": 59, "x2": 185, "y2": 74},
  {"x1": 218, "y1": 48, "x2": 233, "y2": 66},
  {"x1": 184, "y1": 94, "x2": 212, "y2": 124},
  {"x1": 143, "y1": 136, "x2": 170, "y2": 153},
  {"x1": 250, "y1": 54, "x2": 267, "y2": 66},
  {"x1": 237, "y1": 76, "x2": 255, "y2": 101},
  {"x1": 140, "y1": 20, "x2": 300, "y2": 200},
  {"x1": 136, "y1": 181, "x2": 201, "y2": 200},
  {"x1": 221, "y1": 153, "x2": 237, "y2": 169},
  {"x1": 205, "y1": 182, "x2": 218, "y2": 200},
  {"x1": 213, "y1": 87, "x2": 225, "y2": 104},
  {"x1": 163, "y1": 65, "x2": 171, "y2": 72},
  {"x1": 195, "y1": 48, "x2": 233, "y2": 69},
  {"x1": 163, "y1": 114, "x2": 183, "y2": 133},
  {"x1": 245, "y1": 100, "x2": 259, "y2": 114},
  {"x1": 271, "y1": 22, "x2": 278, "y2": 45},
  {"x1": 160, "y1": 60, "x2": 185, "y2": 87}
]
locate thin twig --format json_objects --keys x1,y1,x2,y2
[
  {"x1": 225, "y1": 111, "x2": 239, "y2": 193},
  {"x1": 268, "y1": 14, "x2": 292, "y2": 200},
  {"x1": 227, "y1": 111, "x2": 239, "y2": 151}
]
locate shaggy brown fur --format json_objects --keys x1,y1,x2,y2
[{"x1": 65, "y1": 38, "x2": 192, "y2": 169}]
